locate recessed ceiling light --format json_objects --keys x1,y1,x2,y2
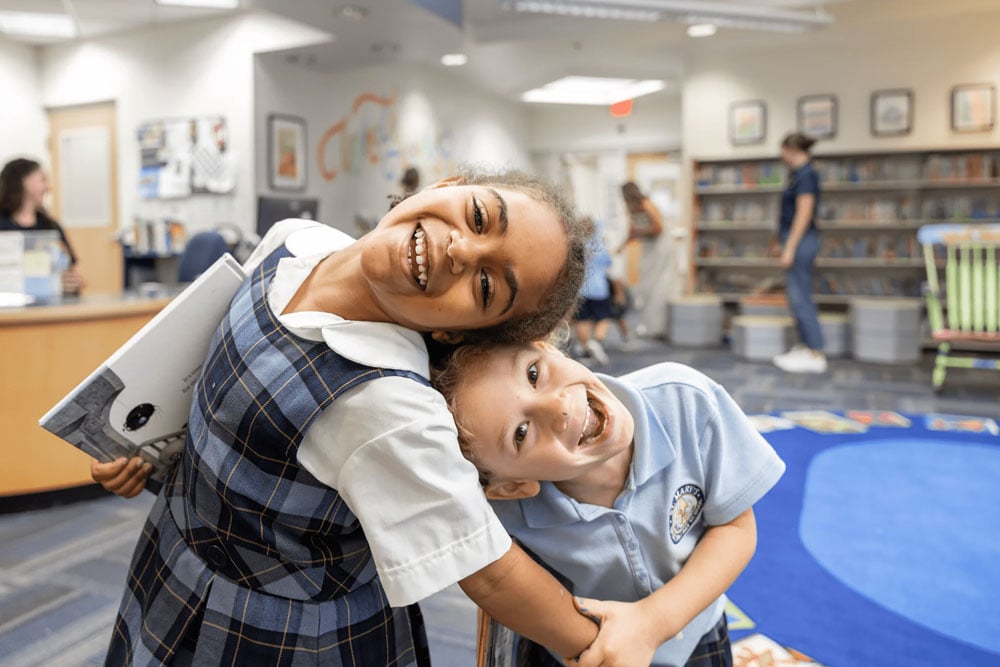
[
  {"x1": 337, "y1": 5, "x2": 368, "y2": 20},
  {"x1": 154, "y1": 0, "x2": 240, "y2": 8},
  {"x1": 440, "y1": 53, "x2": 468, "y2": 67},
  {"x1": 686, "y1": 23, "x2": 717, "y2": 38},
  {"x1": 0, "y1": 11, "x2": 76, "y2": 39},
  {"x1": 521, "y1": 76, "x2": 666, "y2": 105}
]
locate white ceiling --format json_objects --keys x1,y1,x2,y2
[{"x1": 3, "y1": 0, "x2": 1000, "y2": 102}]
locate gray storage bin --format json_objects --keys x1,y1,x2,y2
[
  {"x1": 819, "y1": 313, "x2": 850, "y2": 358},
  {"x1": 850, "y1": 298, "x2": 923, "y2": 364},
  {"x1": 731, "y1": 315, "x2": 795, "y2": 361},
  {"x1": 668, "y1": 295, "x2": 724, "y2": 347}
]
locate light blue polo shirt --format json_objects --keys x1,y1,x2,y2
[{"x1": 490, "y1": 363, "x2": 786, "y2": 666}]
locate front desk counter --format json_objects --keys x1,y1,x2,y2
[{"x1": 1, "y1": 291, "x2": 175, "y2": 504}]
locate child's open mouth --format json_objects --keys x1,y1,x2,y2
[
  {"x1": 407, "y1": 223, "x2": 429, "y2": 290},
  {"x1": 578, "y1": 392, "x2": 608, "y2": 448}
]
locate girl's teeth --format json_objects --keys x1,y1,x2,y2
[{"x1": 416, "y1": 255, "x2": 425, "y2": 265}]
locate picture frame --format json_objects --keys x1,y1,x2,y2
[
  {"x1": 951, "y1": 83, "x2": 995, "y2": 133},
  {"x1": 729, "y1": 100, "x2": 767, "y2": 145},
  {"x1": 267, "y1": 114, "x2": 307, "y2": 191},
  {"x1": 797, "y1": 94, "x2": 837, "y2": 140},
  {"x1": 870, "y1": 89, "x2": 913, "y2": 137}
]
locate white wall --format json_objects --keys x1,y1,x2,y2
[
  {"x1": 0, "y1": 38, "x2": 47, "y2": 168},
  {"x1": 39, "y1": 11, "x2": 329, "y2": 234},
  {"x1": 527, "y1": 93, "x2": 682, "y2": 154},
  {"x1": 682, "y1": 15, "x2": 1000, "y2": 160},
  {"x1": 254, "y1": 57, "x2": 532, "y2": 233}
]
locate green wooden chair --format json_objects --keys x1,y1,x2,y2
[{"x1": 918, "y1": 223, "x2": 1000, "y2": 391}]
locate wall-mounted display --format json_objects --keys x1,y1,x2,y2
[
  {"x1": 138, "y1": 116, "x2": 234, "y2": 199},
  {"x1": 798, "y1": 94, "x2": 837, "y2": 139},
  {"x1": 268, "y1": 114, "x2": 308, "y2": 191},
  {"x1": 729, "y1": 100, "x2": 767, "y2": 145},
  {"x1": 951, "y1": 84, "x2": 995, "y2": 133},
  {"x1": 870, "y1": 89, "x2": 913, "y2": 137}
]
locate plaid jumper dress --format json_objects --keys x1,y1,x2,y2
[{"x1": 106, "y1": 245, "x2": 432, "y2": 666}]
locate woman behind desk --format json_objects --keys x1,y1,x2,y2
[{"x1": 0, "y1": 158, "x2": 85, "y2": 294}]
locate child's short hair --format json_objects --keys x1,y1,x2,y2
[{"x1": 433, "y1": 343, "x2": 504, "y2": 486}]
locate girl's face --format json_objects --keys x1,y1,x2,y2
[
  {"x1": 359, "y1": 178, "x2": 568, "y2": 333},
  {"x1": 22, "y1": 169, "x2": 48, "y2": 207},
  {"x1": 454, "y1": 343, "x2": 635, "y2": 495}
]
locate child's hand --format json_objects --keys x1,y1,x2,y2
[
  {"x1": 91, "y1": 456, "x2": 151, "y2": 498},
  {"x1": 566, "y1": 597, "x2": 666, "y2": 667}
]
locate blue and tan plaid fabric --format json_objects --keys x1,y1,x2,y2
[{"x1": 107, "y1": 245, "x2": 432, "y2": 666}]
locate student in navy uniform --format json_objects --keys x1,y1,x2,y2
[
  {"x1": 771, "y1": 133, "x2": 826, "y2": 374},
  {"x1": 0, "y1": 158, "x2": 85, "y2": 294},
  {"x1": 92, "y1": 168, "x2": 604, "y2": 666},
  {"x1": 434, "y1": 341, "x2": 786, "y2": 667}
]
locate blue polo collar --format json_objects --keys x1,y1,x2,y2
[{"x1": 519, "y1": 374, "x2": 677, "y2": 528}]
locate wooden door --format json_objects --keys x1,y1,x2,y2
[{"x1": 47, "y1": 101, "x2": 121, "y2": 294}]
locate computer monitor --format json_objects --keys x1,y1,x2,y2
[{"x1": 256, "y1": 196, "x2": 320, "y2": 237}]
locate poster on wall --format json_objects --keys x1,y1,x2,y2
[
  {"x1": 268, "y1": 114, "x2": 308, "y2": 191},
  {"x1": 951, "y1": 83, "x2": 995, "y2": 132},
  {"x1": 729, "y1": 100, "x2": 767, "y2": 145},
  {"x1": 138, "y1": 116, "x2": 235, "y2": 199},
  {"x1": 870, "y1": 89, "x2": 913, "y2": 137},
  {"x1": 797, "y1": 94, "x2": 837, "y2": 140}
]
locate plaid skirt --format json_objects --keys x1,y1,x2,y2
[{"x1": 105, "y1": 490, "x2": 430, "y2": 666}]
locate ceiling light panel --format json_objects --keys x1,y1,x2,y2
[
  {"x1": 154, "y1": 0, "x2": 240, "y2": 8},
  {"x1": 0, "y1": 11, "x2": 76, "y2": 38},
  {"x1": 509, "y1": 1, "x2": 660, "y2": 22},
  {"x1": 521, "y1": 76, "x2": 666, "y2": 105}
]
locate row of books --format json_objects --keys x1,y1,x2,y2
[
  {"x1": 922, "y1": 196, "x2": 1000, "y2": 220},
  {"x1": 701, "y1": 200, "x2": 777, "y2": 224},
  {"x1": 695, "y1": 162, "x2": 783, "y2": 188},
  {"x1": 925, "y1": 152, "x2": 1000, "y2": 181},
  {"x1": 821, "y1": 235, "x2": 920, "y2": 259},
  {"x1": 695, "y1": 271, "x2": 922, "y2": 298},
  {"x1": 697, "y1": 152, "x2": 1000, "y2": 187},
  {"x1": 817, "y1": 197, "x2": 915, "y2": 222},
  {"x1": 813, "y1": 157, "x2": 922, "y2": 183},
  {"x1": 696, "y1": 235, "x2": 920, "y2": 260}
]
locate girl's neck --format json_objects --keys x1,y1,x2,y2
[
  {"x1": 555, "y1": 443, "x2": 634, "y2": 509},
  {"x1": 12, "y1": 203, "x2": 37, "y2": 226},
  {"x1": 281, "y1": 241, "x2": 390, "y2": 323}
]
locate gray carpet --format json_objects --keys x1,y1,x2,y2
[{"x1": 1, "y1": 341, "x2": 997, "y2": 666}]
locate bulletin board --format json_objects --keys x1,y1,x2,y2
[{"x1": 137, "y1": 116, "x2": 236, "y2": 199}]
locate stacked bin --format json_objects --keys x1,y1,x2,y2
[
  {"x1": 668, "y1": 295, "x2": 724, "y2": 347},
  {"x1": 731, "y1": 315, "x2": 796, "y2": 361},
  {"x1": 850, "y1": 298, "x2": 923, "y2": 364}
]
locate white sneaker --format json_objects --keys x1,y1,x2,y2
[
  {"x1": 586, "y1": 339, "x2": 611, "y2": 365},
  {"x1": 774, "y1": 348, "x2": 828, "y2": 373}
]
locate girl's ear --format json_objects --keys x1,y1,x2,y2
[
  {"x1": 430, "y1": 330, "x2": 466, "y2": 345},
  {"x1": 423, "y1": 175, "x2": 464, "y2": 191},
  {"x1": 484, "y1": 479, "x2": 541, "y2": 501}
]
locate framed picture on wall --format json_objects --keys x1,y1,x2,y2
[
  {"x1": 870, "y1": 89, "x2": 913, "y2": 137},
  {"x1": 729, "y1": 100, "x2": 767, "y2": 145},
  {"x1": 797, "y1": 94, "x2": 837, "y2": 139},
  {"x1": 267, "y1": 114, "x2": 307, "y2": 191},
  {"x1": 951, "y1": 83, "x2": 995, "y2": 132}
]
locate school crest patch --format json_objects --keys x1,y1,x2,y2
[{"x1": 669, "y1": 484, "x2": 704, "y2": 544}]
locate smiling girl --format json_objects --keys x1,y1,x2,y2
[{"x1": 96, "y1": 168, "x2": 599, "y2": 666}]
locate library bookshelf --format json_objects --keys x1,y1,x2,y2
[{"x1": 691, "y1": 148, "x2": 1000, "y2": 305}]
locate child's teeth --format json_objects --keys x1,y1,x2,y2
[{"x1": 416, "y1": 256, "x2": 424, "y2": 265}]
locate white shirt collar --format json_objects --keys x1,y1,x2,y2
[{"x1": 269, "y1": 223, "x2": 431, "y2": 380}]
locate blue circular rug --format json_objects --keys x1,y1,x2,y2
[{"x1": 727, "y1": 412, "x2": 1000, "y2": 667}]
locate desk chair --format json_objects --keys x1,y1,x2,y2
[
  {"x1": 918, "y1": 223, "x2": 1000, "y2": 391},
  {"x1": 177, "y1": 231, "x2": 229, "y2": 282}
]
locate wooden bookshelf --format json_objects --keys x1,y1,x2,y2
[{"x1": 691, "y1": 147, "x2": 1000, "y2": 304}]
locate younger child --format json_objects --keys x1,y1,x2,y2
[{"x1": 434, "y1": 343, "x2": 785, "y2": 666}]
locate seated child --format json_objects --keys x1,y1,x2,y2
[{"x1": 434, "y1": 342, "x2": 786, "y2": 667}]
